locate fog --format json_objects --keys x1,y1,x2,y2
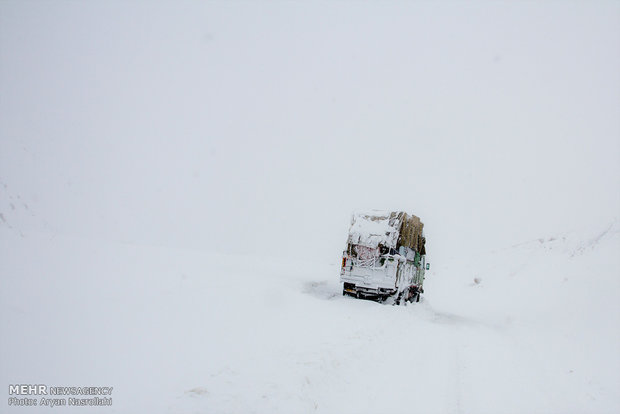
[
  {"x1": 1, "y1": 3, "x2": 620, "y2": 412},
  {"x1": 1, "y1": 1, "x2": 619, "y2": 262}
]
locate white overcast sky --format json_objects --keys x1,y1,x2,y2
[{"x1": 1, "y1": 1, "x2": 619, "y2": 261}]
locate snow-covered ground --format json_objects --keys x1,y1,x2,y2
[
  {"x1": 2, "y1": 1, "x2": 619, "y2": 413},
  {"x1": 2, "y1": 221, "x2": 618, "y2": 413}
]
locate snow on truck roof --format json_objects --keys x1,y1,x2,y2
[
  {"x1": 347, "y1": 210, "x2": 424, "y2": 250},
  {"x1": 348, "y1": 210, "x2": 399, "y2": 249}
]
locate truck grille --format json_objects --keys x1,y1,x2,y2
[{"x1": 353, "y1": 257, "x2": 375, "y2": 268}]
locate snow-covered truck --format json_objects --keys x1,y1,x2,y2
[{"x1": 340, "y1": 210, "x2": 428, "y2": 303}]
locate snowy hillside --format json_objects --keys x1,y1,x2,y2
[
  {"x1": 1, "y1": 221, "x2": 618, "y2": 413},
  {"x1": 1, "y1": 1, "x2": 619, "y2": 413}
]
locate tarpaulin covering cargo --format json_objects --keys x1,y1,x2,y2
[{"x1": 347, "y1": 210, "x2": 425, "y2": 254}]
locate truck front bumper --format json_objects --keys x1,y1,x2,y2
[{"x1": 342, "y1": 282, "x2": 396, "y2": 298}]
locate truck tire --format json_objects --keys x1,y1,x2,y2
[{"x1": 394, "y1": 291, "x2": 403, "y2": 305}]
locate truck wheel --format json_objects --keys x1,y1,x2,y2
[
  {"x1": 402, "y1": 288, "x2": 412, "y2": 303},
  {"x1": 394, "y1": 291, "x2": 403, "y2": 305}
]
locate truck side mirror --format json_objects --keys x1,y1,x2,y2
[{"x1": 426, "y1": 263, "x2": 430, "y2": 270}]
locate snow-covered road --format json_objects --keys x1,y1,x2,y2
[{"x1": 2, "y1": 223, "x2": 618, "y2": 413}]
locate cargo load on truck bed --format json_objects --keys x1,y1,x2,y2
[{"x1": 340, "y1": 210, "x2": 428, "y2": 303}]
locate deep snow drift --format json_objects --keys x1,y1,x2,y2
[{"x1": 1, "y1": 221, "x2": 618, "y2": 413}]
